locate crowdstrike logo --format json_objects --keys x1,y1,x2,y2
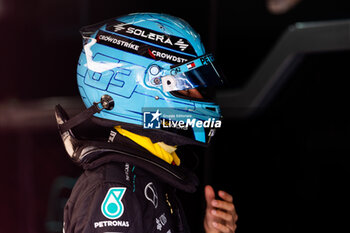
[
  {"x1": 149, "y1": 50, "x2": 189, "y2": 64},
  {"x1": 98, "y1": 33, "x2": 139, "y2": 51}
]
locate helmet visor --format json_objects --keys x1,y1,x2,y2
[{"x1": 161, "y1": 54, "x2": 224, "y2": 92}]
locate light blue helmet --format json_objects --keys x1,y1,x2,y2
[{"x1": 77, "y1": 13, "x2": 223, "y2": 145}]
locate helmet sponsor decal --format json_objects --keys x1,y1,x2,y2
[
  {"x1": 101, "y1": 187, "x2": 126, "y2": 219},
  {"x1": 170, "y1": 54, "x2": 215, "y2": 76},
  {"x1": 96, "y1": 31, "x2": 194, "y2": 65},
  {"x1": 97, "y1": 31, "x2": 142, "y2": 54},
  {"x1": 106, "y1": 20, "x2": 197, "y2": 56}
]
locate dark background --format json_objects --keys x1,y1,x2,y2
[{"x1": 1, "y1": 0, "x2": 350, "y2": 232}]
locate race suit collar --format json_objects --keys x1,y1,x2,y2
[
  {"x1": 55, "y1": 104, "x2": 198, "y2": 193},
  {"x1": 114, "y1": 126, "x2": 181, "y2": 166}
]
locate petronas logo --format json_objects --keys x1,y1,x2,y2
[{"x1": 101, "y1": 187, "x2": 126, "y2": 219}]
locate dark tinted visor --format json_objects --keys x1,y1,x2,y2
[{"x1": 161, "y1": 54, "x2": 225, "y2": 92}]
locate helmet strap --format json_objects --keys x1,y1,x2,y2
[
  {"x1": 57, "y1": 95, "x2": 114, "y2": 133},
  {"x1": 56, "y1": 102, "x2": 102, "y2": 133}
]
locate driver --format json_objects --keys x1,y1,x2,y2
[{"x1": 56, "y1": 12, "x2": 238, "y2": 233}]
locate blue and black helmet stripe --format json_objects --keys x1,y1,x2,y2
[{"x1": 96, "y1": 30, "x2": 195, "y2": 65}]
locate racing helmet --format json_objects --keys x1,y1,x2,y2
[{"x1": 77, "y1": 13, "x2": 224, "y2": 145}]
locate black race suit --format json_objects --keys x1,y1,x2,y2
[{"x1": 63, "y1": 132, "x2": 198, "y2": 233}]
